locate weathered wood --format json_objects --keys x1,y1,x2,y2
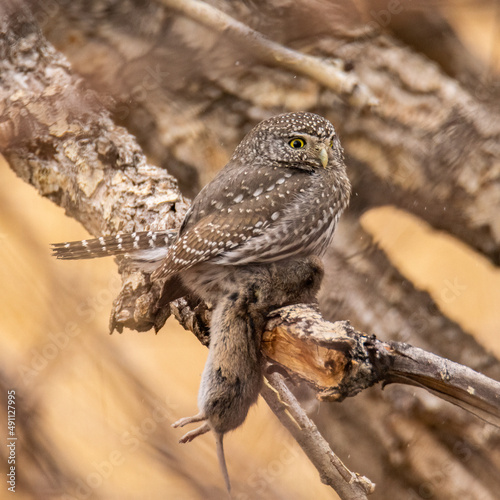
[
  {"x1": 0, "y1": 3, "x2": 189, "y2": 238},
  {"x1": 263, "y1": 304, "x2": 500, "y2": 427},
  {"x1": 262, "y1": 372, "x2": 375, "y2": 500}
]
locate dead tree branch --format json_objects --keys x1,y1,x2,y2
[
  {"x1": 262, "y1": 371, "x2": 375, "y2": 500},
  {"x1": 0, "y1": 4, "x2": 189, "y2": 238},
  {"x1": 160, "y1": 0, "x2": 378, "y2": 108},
  {"x1": 263, "y1": 305, "x2": 500, "y2": 428},
  {"x1": 0, "y1": 5, "x2": 190, "y2": 331}
]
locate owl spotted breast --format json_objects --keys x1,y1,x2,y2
[{"x1": 53, "y1": 112, "x2": 350, "y2": 304}]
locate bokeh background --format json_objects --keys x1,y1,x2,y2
[{"x1": 1, "y1": 1, "x2": 499, "y2": 499}]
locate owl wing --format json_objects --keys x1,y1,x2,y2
[{"x1": 152, "y1": 165, "x2": 315, "y2": 279}]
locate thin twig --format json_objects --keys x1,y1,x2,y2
[
  {"x1": 385, "y1": 342, "x2": 500, "y2": 427},
  {"x1": 160, "y1": 0, "x2": 378, "y2": 108},
  {"x1": 262, "y1": 371, "x2": 375, "y2": 500}
]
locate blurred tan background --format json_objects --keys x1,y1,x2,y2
[{"x1": 1, "y1": 2, "x2": 500, "y2": 499}]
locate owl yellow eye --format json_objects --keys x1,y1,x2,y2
[{"x1": 288, "y1": 138, "x2": 306, "y2": 149}]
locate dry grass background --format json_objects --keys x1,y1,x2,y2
[{"x1": 1, "y1": 3, "x2": 499, "y2": 499}]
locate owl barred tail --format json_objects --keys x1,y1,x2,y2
[{"x1": 51, "y1": 230, "x2": 178, "y2": 261}]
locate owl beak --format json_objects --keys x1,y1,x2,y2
[{"x1": 318, "y1": 147, "x2": 328, "y2": 168}]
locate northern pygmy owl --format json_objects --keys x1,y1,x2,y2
[{"x1": 53, "y1": 112, "x2": 351, "y2": 305}]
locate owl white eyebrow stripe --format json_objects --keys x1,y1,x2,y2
[{"x1": 289, "y1": 133, "x2": 308, "y2": 140}]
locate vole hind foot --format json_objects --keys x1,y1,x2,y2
[
  {"x1": 172, "y1": 412, "x2": 206, "y2": 428},
  {"x1": 172, "y1": 413, "x2": 210, "y2": 443}
]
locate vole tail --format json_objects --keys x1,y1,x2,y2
[{"x1": 216, "y1": 433, "x2": 232, "y2": 495}]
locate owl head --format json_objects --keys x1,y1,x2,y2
[{"x1": 233, "y1": 112, "x2": 344, "y2": 171}]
